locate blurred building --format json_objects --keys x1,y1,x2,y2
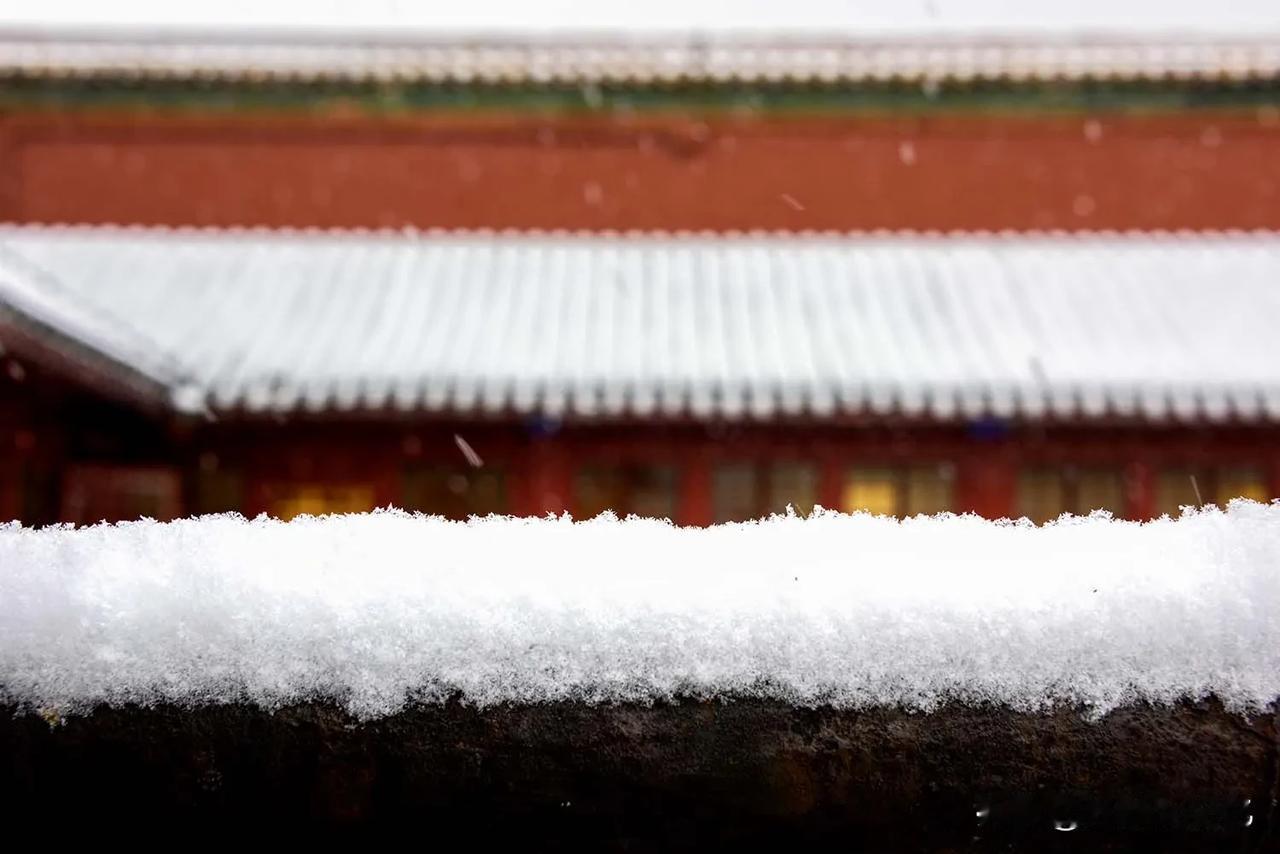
[{"x1": 1, "y1": 30, "x2": 1279, "y2": 524}]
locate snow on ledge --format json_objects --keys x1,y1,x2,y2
[{"x1": 2, "y1": 506, "x2": 1278, "y2": 719}]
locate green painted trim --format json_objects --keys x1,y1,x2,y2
[{"x1": 2, "y1": 74, "x2": 1279, "y2": 116}]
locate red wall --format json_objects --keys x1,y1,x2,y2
[{"x1": 3, "y1": 110, "x2": 1279, "y2": 231}]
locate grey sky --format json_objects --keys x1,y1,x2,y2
[{"x1": 3, "y1": 1, "x2": 1278, "y2": 36}]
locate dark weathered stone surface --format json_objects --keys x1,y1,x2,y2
[{"x1": 1, "y1": 697, "x2": 1276, "y2": 849}]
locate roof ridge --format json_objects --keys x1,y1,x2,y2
[
  {"x1": 5, "y1": 30, "x2": 1280, "y2": 83},
  {"x1": 5, "y1": 26, "x2": 1280, "y2": 47}
]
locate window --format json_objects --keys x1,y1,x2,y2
[
  {"x1": 1155, "y1": 466, "x2": 1269, "y2": 517},
  {"x1": 767, "y1": 462, "x2": 819, "y2": 517},
  {"x1": 402, "y1": 466, "x2": 506, "y2": 520},
  {"x1": 905, "y1": 466, "x2": 954, "y2": 516},
  {"x1": 712, "y1": 461, "x2": 818, "y2": 523},
  {"x1": 1077, "y1": 469, "x2": 1125, "y2": 516},
  {"x1": 1155, "y1": 468, "x2": 1201, "y2": 517},
  {"x1": 842, "y1": 464, "x2": 954, "y2": 518},
  {"x1": 842, "y1": 467, "x2": 898, "y2": 516},
  {"x1": 574, "y1": 465, "x2": 677, "y2": 520},
  {"x1": 271, "y1": 484, "x2": 376, "y2": 520},
  {"x1": 713, "y1": 463, "x2": 756, "y2": 523},
  {"x1": 1017, "y1": 467, "x2": 1125, "y2": 523},
  {"x1": 1017, "y1": 469, "x2": 1064, "y2": 524},
  {"x1": 61, "y1": 465, "x2": 183, "y2": 524},
  {"x1": 1216, "y1": 467, "x2": 1269, "y2": 504}
]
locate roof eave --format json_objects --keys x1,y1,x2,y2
[{"x1": 0, "y1": 309, "x2": 176, "y2": 414}]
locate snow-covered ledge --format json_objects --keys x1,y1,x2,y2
[
  {"x1": 3, "y1": 506, "x2": 1279, "y2": 717},
  {"x1": 1, "y1": 507, "x2": 1277, "y2": 837}
]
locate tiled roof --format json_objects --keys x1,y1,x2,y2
[
  {"x1": 1, "y1": 226, "x2": 1279, "y2": 423},
  {"x1": 3, "y1": 32, "x2": 1280, "y2": 84},
  {"x1": 0, "y1": 240, "x2": 186, "y2": 407}
]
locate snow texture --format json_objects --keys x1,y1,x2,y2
[{"x1": 2, "y1": 504, "x2": 1278, "y2": 719}]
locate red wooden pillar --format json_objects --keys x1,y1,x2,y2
[
  {"x1": 244, "y1": 477, "x2": 273, "y2": 518},
  {"x1": 956, "y1": 448, "x2": 1016, "y2": 519},
  {"x1": 818, "y1": 452, "x2": 844, "y2": 514},
  {"x1": 1125, "y1": 461, "x2": 1156, "y2": 520},
  {"x1": 525, "y1": 438, "x2": 571, "y2": 517},
  {"x1": 0, "y1": 121, "x2": 17, "y2": 221},
  {"x1": 679, "y1": 451, "x2": 712, "y2": 527}
]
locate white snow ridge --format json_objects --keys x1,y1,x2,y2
[{"x1": 1, "y1": 505, "x2": 1278, "y2": 719}]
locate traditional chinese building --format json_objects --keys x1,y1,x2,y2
[{"x1": 1, "y1": 30, "x2": 1279, "y2": 525}]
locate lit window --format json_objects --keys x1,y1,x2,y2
[
  {"x1": 575, "y1": 465, "x2": 677, "y2": 520},
  {"x1": 272, "y1": 485, "x2": 375, "y2": 520},
  {"x1": 402, "y1": 466, "x2": 506, "y2": 520},
  {"x1": 843, "y1": 465, "x2": 953, "y2": 518},
  {"x1": 1018, "y1": 467, "x2": 1125, "y2": 523},
  {"x1": 714, "y1": 461, "x2": 819, "y2": 522},
  {"x1": 1216, "y1": 467, "x2": 1268, "y2": 504},
  {"x1": 842, "y1": 467, "x2": 897, "y2": 516}
]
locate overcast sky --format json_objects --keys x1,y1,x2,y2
[{"x1": 3, "y1": 1, "x2": 1278, "y2": 36}]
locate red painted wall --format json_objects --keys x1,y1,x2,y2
[{"x1": 3, "y1": 110, "x2": 1279, "y2": 231}]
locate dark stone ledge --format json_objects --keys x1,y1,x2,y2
[{"x1": 1, "y1": 697, "x2": 1276, "y2": 849}]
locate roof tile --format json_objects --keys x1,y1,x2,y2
[{"x1": 2, "y1": 227, "x2": 1279, "y2": 423}]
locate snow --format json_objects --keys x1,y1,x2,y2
[
  {"x1": 2, "y1": 505, "x2": 1279, "y2": 719},
  {"x1": 5, "y1": 1, "x2": 1280, "y2": 37},
  {"x1": 7, "y1": 228, "x2": 1280, "y2": 422}
]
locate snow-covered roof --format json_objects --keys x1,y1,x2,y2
[
  {"x1": 0, "y1": 241, "x2": 187, "y2": 407},
  {"x1": 1, "y1": 226, "x2": 1279, "y2": 423},
  {"x1": 4, "y1": 31, "x2": 1280, "y2": 83},
  {"x1": 8, "y1": 0, "x2": 1280, "y2": 37},
  {"x1": 3, "y1": 507, "x2": 1279, "y2": 718}
]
